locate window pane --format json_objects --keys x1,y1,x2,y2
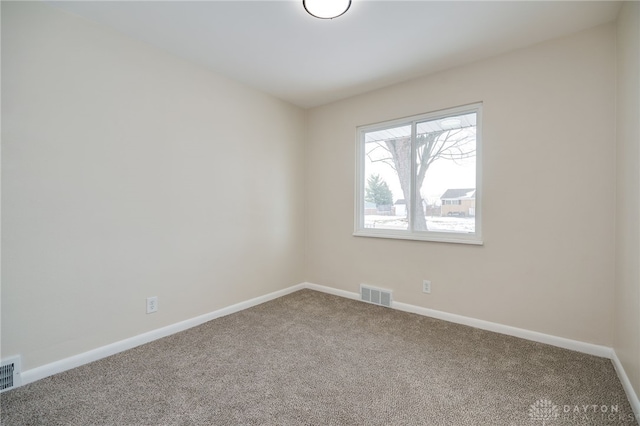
[
  {"x1": 415, "y1": 112, "x2": 477, "y2": 233},
  {"x1": 363, "y1": 124, "x2": 411, "y2": 231},
  {"x1": 355, "y1": 103, "x2": 482, "y2": 244}
]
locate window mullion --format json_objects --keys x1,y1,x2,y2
[{"x1": 409, "y1": 121, "x2": 417, "y2": 233}]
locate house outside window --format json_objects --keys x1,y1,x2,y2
[
  {"x1": 441, "y1": 188, "x2": 475, "y2": 216},
  {"x1": 355, "y1": 103, "x2": 482, "y2": 245}
]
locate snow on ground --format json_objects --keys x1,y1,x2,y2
[{"x1": 364, "y1": 215, "x2": 475, "y2": 233}]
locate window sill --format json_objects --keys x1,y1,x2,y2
[{"x1": 353, "y1": 229, "x2": 483, "y2": 245}]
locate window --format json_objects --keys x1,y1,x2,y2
[{"x1": 355, "y1": 103, "x2": 482, "y2": 244}]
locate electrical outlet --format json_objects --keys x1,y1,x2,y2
[
  {"x1": 146, "y1": 296, "x2": 158, "y2": 314},
  {"x1": 422, "y1": 280, "x2": 431, "y2": 294}
]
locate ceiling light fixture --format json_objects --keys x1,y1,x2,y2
[{"x1": 303, "y1": 0, "x2": 351, "y2": 19}]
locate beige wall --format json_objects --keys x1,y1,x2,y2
[
  {"x1": 306, "y1": 24, "x2": 616, "y2": 346},
  {"x1": 1, "y1": 2, "x2": 306, "y2": 370},
  {"x1": 1, "y1": 0, "x2": 634, "y2": 388},
  {"x1": 615, "y1": 1, "x2": 640, "y2": 399}
]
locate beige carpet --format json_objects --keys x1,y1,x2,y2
[{"x1": 1, "y1": 289, "x2": 637, "y2": 425}]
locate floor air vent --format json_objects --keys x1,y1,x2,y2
[
  {"x1": 360, "y1": 284, "x2": 392, "y2": 308},
  {"x1": 1, "y1": 356, "x2": 21, "y2": 393}
]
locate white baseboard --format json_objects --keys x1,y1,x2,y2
[
  {"x1": 304, "y1": 282, "x2": 361, "y2": 301},
  {"x1": 304, "y1": 282, "x2": 640, "y2": 413},
  {"x1": 394, "y1": 301, "x2": 613, "y2": 358},
  {"x1": 16, "y1": 280, "x2": 639, "y2": 416},
  {"x1": 611, "y1": 350, "x2": 640, "y2": 421},
  {"x1": 20, "y1": 283, "x2": 306, "y2": 386},
  {"x1": 302, "y1": 282, "x2": 612, "y2": 358}
]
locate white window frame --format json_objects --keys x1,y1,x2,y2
[{"x1": 354, "y1": 103, "x2": 483, "y2": 245}]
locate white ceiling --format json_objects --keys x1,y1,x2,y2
[{"x1": 47, "y1": 1, "x2": 622, "y2": 108}]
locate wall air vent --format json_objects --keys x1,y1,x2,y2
[
  {"x1": 360, "y1": 284, "x2": 392, "y2": 308},
  {"x1": 1, "y1": 356, "x2": 21, "y2": 393}
]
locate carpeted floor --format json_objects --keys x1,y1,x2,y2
[{"x1": 1, "y1": 289, "x2": 637, "y2": 425}]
